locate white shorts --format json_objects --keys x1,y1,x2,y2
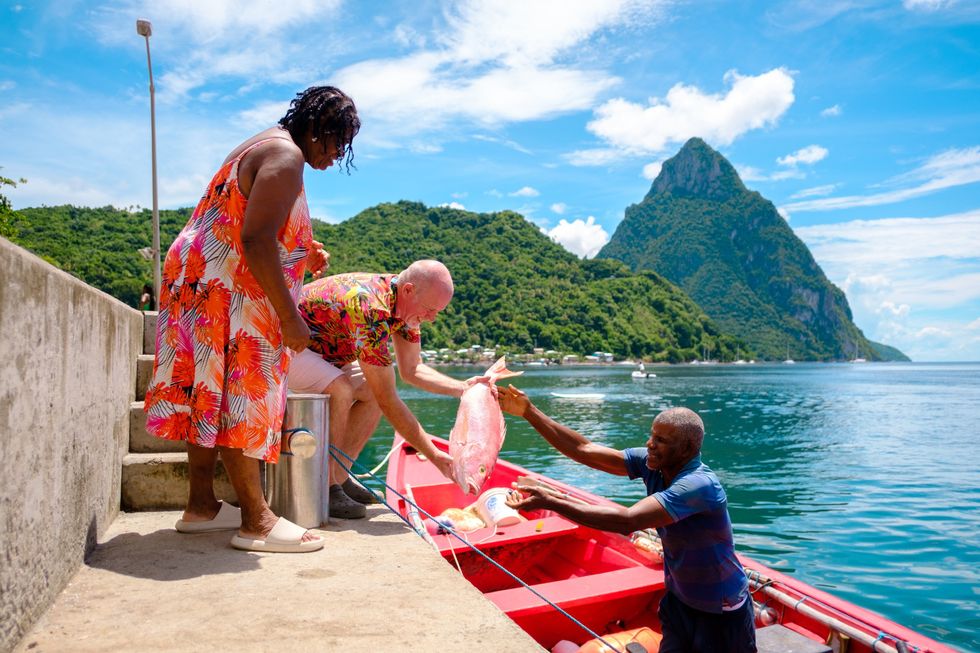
[{"x1": 287, "y1": 348, "x2": 366, "y2": 394}]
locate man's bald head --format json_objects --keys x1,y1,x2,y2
[
  {"x1": 400, "y1": 260, "x2": 454, "y2": 297},
  {"x1": 397, "y1": 260, "x2": 454, "y2": 327}
]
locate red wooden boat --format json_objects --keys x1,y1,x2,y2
[{"x1": 386, "y1": 435, "x2": 956, "y2": 653}]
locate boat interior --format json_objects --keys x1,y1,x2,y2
[
  {"x1": 387, "y1": 437, "x2": 948, "y2": 653},
  {"x1": 389, "y1": 441, "x2": 667, "y2": 649}
]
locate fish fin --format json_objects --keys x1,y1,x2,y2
[{"x1": 485, "y1": 356, "x2": 524, "y2": 382}]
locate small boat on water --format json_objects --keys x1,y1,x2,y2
[
  {"x1": 386, "y1": 435, "x2": 955, "y2": 653},
  {"x1": 550, "y1": 392, "x2": 606, "y2": 400},
  {"x1": 631, "y1": 364, "x2": 656, "y2": 379}
]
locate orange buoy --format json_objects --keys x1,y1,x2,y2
[{"x1": 576, "y1": 627, "x2": 662, "y2": 653}]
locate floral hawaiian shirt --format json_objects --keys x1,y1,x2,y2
[{"x1": 298, "y1": 273, "x2": 420, "y2": 367}]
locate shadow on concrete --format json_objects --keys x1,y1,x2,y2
[
  {"x1": 86, "y1": 529, "x2": 262, "y2": 581},
  {"x1": 321, "y1": 507, "x2": 416, "y2": 538}
]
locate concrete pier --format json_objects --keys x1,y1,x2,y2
[{"x1": 15, "y1": 507, "x2": 543, "y2": 652}]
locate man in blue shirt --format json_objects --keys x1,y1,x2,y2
[{"x1": 501, "y1": 385, "x2": 755, "y2": 653}]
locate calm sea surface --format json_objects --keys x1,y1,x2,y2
[{"x1": 360, "y1": 362, "x2": 980, "y2": 651}]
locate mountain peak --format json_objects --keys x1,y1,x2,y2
[{"x1": 646, "y1": 137, "x2": 747, "y2": 202}]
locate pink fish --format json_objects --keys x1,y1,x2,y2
[{"x1": 450, "y1": 357, "x2": 522, "y2": 495}]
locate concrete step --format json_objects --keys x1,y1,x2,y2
[
  {"x1": 128, "y1": 401, "x2": 185, "y2": 453},
  {"x1": 135, "y1": 354, "x2": 154, "y2": 400},
  {"x1": 142, "y1": 311, "x2": 157, "y2": 354},
  {"x1": 122, "y1": 452, "x2": 237, "y2": 511}
]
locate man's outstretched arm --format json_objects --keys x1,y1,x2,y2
[
  {"x1": 507, "y1": 486, "x2": 672, "y2": 534},
  {"x1": 499, "y1": 385, "x2": 627, "y2": 476}
]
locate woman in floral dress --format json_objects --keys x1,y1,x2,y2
[{"x1": 144, "y1": 86, "x2": 359, "y2": 552}]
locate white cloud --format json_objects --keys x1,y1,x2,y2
[
  {"x1": 408, "y1": 142, "x2": 443, "y2": 154},
  {"x1": 967, "y1": 318, "x2": 980, "y2": 330},
  {"x1": 782, "y1": 145, "x2": 980, "y2": 213},
  {"x1": 0, "y1": 80, "x2": 14, "y2": 92},
  {"x1": 777, "y1": 207, "x2": 790, "y2": 221},
  {"x1": 331, "y1": 1, "x2": 670, "y2": 144},
  {"x1": 510, "y1": 186, "x2": 540, "y2": 197},
  {"x1": 566, "y1": 148, "x2": 624, "y2": 167},
  {"x1": 877, "y1": 301, "x2": 910, "y2": 317},
  {"x1": 97, "y1": 1, "x2": 339, "y2": 103},
  {"x1": 235, "y1": 101, "x2": 290, "y2": 129},
  {"x1": 547, "y1": 216, "x2": 609, "y2": 258},
  {"x1": 337, "y1": 57, "x2": 618, "y2": 145},
  {"x1": 471, "y1": 134, "x2": 533, "y2": 155},
  {"x1": 798, "y1": 211, "x2": 980, "y2": 270},
  {"x1": 796, "y1": 210, "x2": 980, "y2": 360},
  {"x1": 121, "y1": 0, "x2": 339, "y2": 42},
  {"x1": 737, "y1": 164, "x2": 804, "y2": 183},
  {"x1": 642, "y1": 161, "x2": 663, "y2": 180},
  {"x1": 790, "y1": 184, "x2": 838, "y2": 199},
  {"x1": 820, "y1": 104, "x2": 842, "y2": 117},
  {"x1": 440, "y1": 0, "x2": 664, "y2": 67},
  {"x1": 573, "y1": 68, "x2": 795, "y2": 163},
  {"x1": 550, "y1": 202, "x2": 567, "y2": 214},
  {"x1": 777, "y1": 144, "x2": 828, "y2": 167},
  {"x1": 903, "y1": 0, "x2": 954, "y2": 10},
  {"x1": 392, "y1": 24, "x2": 427, "y2": 49},
  {"x1": 842, "y1": 273, "x2": 893, "y2": 294},
  {"x1": 915, "y1": 326, "x2": 952, "y2": 339},
  {"x1": 438, "y1": 201, "x2": 466, "y2": 210}
]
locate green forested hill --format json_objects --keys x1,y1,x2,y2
[
  {"x1": 8, "y1": 204, "x2": 192, "y2": 306},
  {"x1": 598, "y1": 138, "x2": 908, "y2": 362},
  {"x1": 7, "y1": 201, "x2": 744, "y2": 362},
  {"x1": 316, "y1": 201, "x2": 742, "y2": 360}
]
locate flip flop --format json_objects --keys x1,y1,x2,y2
[
  {"x1": 175, "y1": 501, "x2": 242, "y2": 533},
  {"x1": 230, "y1": 517, "x2": 324, "y2": 553}
]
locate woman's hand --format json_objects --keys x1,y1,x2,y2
[
  {"x1": 281, "y1": 313, "x2": 311, "y2": 353},
  {"x1": 498, "y1": 384, "x2": 531, "y2": 418},
  {"x1": 307, "y1": 240, "x2": 331, "y2": 279}
]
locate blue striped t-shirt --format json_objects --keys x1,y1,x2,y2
[{"x1": 624, "y1": 448, "x2": 748, "y2": 614}]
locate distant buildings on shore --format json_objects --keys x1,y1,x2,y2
[{"x1": 421, "y1": 345, "x2": 619, "y2": 366}]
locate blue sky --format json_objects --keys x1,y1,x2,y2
[{"x1": 2, "y1": 0, "x2": 979, "y2": 361}]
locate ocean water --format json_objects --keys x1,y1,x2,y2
[{"x1": 363, "y1": 362, "x2": 980, "y2": 651}]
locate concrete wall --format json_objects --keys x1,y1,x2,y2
[{"x1": 0, "y1": 237, "x2": 142, "y2": 653}]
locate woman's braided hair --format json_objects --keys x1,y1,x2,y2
[{"x1": 278, "y1": 86, "x2": 360, "y2": 174}]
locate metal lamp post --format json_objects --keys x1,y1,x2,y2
[{"x1": 136, "y1": 18, "x2": 160, "y2": 311}]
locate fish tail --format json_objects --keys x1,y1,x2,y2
[{"x1": 485, "y1": 356, "x2": 524, "y2": 382}]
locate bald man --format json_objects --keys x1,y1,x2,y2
[
  {"x1": 501, "y1": 390, "x2": 756, "y2": 653},
  {"x1": 288, "y1": 260, "x2": 485, "y2": 518}
]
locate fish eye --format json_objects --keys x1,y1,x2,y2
[{"x1": 479, "y1": 464, "x2": 486, "y2": 476}]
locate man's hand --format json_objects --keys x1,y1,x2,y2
[
  {"x1": 498, "y1": 384, "x2": 531, "y2": 418},
  {"x1": 281, "y1": 313, "x2": 311, "y2": 353},
  {"x1": 461, "y1": 375, "x2": 492, "y2": 398},
  {"x1": 505, "y1": 483, "x2": 555, "y2": 511},
  {"x1": 429, "y1": 448, "x2": 455, "y2": 481},
  {"x1": 306, "y1": 240, "x2": 331, "y2": 279}
]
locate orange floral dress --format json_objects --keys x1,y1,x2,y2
[{"x1": 144, "y1": 138, "x2": 312, "y2": 463}]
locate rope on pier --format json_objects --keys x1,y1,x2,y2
[{"x1": 327, "y1": 443, "x2": 627, "y2": 653}]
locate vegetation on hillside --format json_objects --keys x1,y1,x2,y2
[
  {"x1": 7, "y1": 201, "x2": 746, "y2": 362},
  {"x1": 1, "y1": 169, "x2": 27, "y2": 239},
  {"x1": 599, "y1": 138, "x2": 907, "y2": 362}
]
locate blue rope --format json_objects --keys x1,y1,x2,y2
[
  {"x1": 328, "y1": 443, "x2": 626, "y2": 653},
  {"x1": 872, "y1": 631, "x2": 886, "y2": 652}
]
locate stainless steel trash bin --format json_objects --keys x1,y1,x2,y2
[{"x1": 264, "y1": 393, "x2": 329, "y2": 528}]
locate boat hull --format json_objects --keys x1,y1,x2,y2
[{"x1": 386, "y1": 435, "x2": 954, "y2": 653}]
